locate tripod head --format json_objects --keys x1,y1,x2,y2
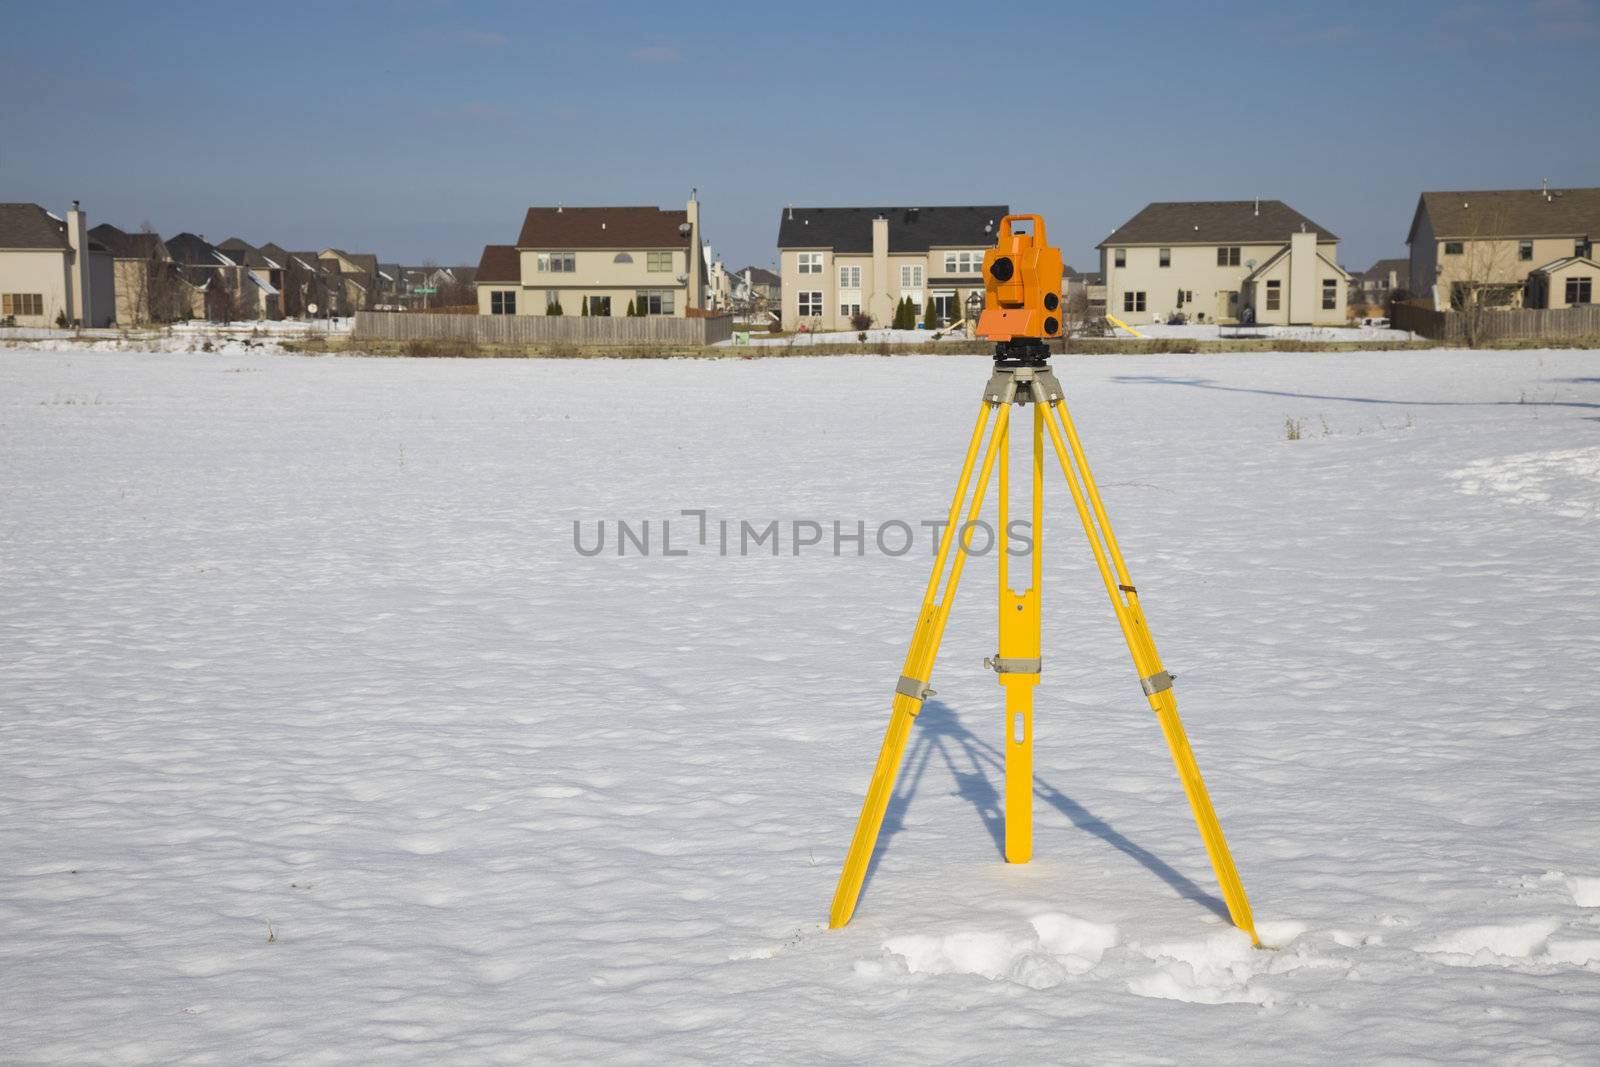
[{"x1": 977, "y1": 214, "x2": 1063, "y2": 368}]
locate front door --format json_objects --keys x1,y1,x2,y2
[{"x1": 1218, "y1": 290, "x2": 1238, "y2": 321}]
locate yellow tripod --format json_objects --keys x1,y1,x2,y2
[{"x1": 829, "y1": 360, "x2": 1259, "y2": 946}]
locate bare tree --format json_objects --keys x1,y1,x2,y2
[{"x1": 1445, "y1": 205, "x2": 1518, "y2": 348}]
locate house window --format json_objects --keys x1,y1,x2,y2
[
  {"x1": 538, "y1": 252, "x2": 576, "y2": 272},
  {"x1": 1322, "y1": 279, "x2": 1337, "y2": 310},
  {"x1": 943, "y1": 250, "x2": 983, "y2": 273},
  {"x1": 584, "y1": 295, "x2": 612, "y2": 316},
  {"x1": 1159, "y1": 248, "x2": 1170, "y2": 268},
  {"x1": 634, "y1": 289, "x2": 675, "y2": 315},
  {"x1": 1114, "y1": 249, "x2": 1126, "y2": 268},
  {"x1": 840, "y1": 298, "x2": 861, "y2": 319},
  {"x1": 900, "y1": 264, "x2": 923, "y2": 288},
  {"x1": 490, "y1": 290, "x2": 517, "y2": 315},
  {"x1": 933, "y1": 291, "x2": 958, "y2": 323},
  {"x1": 613, "y1": 253, "x2": 634, "y2": 264},
  {"x1": 2, "y1": 293, "x2": 44, "y2": 316},
  {"x1": 1578, "y1": 240, "x2": 1593, "y2": 259},
  {"x1": 1266, "y1": 280, "x2": 1281, "y2": 311},
  {"x1": 1443, "y1": 242, "x2": 1463, "y2": 255},
  {"x1": 839, "y1": 265, "x2": 861, "y2": 288},
  {"x1": 1217, "y1": 247, "x2": 1241, "y2": 267},
  {"x1": 1176, "y1": 289, "x2": 1194, "y2": 306},
  {"x1": 1122, "y1": 291, "x2": 1145, "y2": 313},
  {"x1": 797, "y1": 253, "x2": 822, "y2": 274},
  {"x1": 1519, "y1": 240, "x2": 1533, "y2": 261},
  {"x1": 798, "y1": 291, "x2": 822, "y2": 317},
  {"x1": 1567, "y1": 276, "x2": 1593, "y2": 305},
  {"x1": 647, "y1": 251, "x2": 672, "y2": 272}
]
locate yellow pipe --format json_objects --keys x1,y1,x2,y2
[{"x1": 1106, "y1": 313, "x2": 1144, "y2": 338}]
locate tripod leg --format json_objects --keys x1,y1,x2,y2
[
  {"x1": 830, "y1": 402, "x2": 1011, "y2": 929},
  {"x1": 1032, "y1": 382, "x2": 1259, "y2": 946},
  {"x1": 996, "y1": 405, "x2": 1043, "y2": 863}
]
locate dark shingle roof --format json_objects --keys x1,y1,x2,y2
[
  {"x1": 735, "y1": 265, "x2": 780, "y2": 285},
  {"x1": 0, "y1": 203, "x2": 71, "y2": 250},
  {"x1": 1361, "y1": 258, "x2": 1410, "y2": 284},
  {"x1": 516, "y1": 206, "x2": 690, "y2": 250},
  {"x1": 1098, "y1": 200, "x2": 1338, "y2": 247},
  {"x1": 776, "y1": 205, "x2": 1008, "y2": 253},
  {"x1": 323, "y1": 249, "x2": 379, "y2": 276},
  {"x1": 89, "y1": 223, "x2": 167, "y2": 260},
  {"x1": 476, "y1": 244, "x2": 520, "y2": 283},
  {"x1": 166, "y1": 232, "x2": 227, "y2": 267},
  {"x1": 1412, "y1": 187, "x2": 1600, "y2": 240},
  {"x1": 216, "y1": 237, "x2": 279, "y2": 269}
]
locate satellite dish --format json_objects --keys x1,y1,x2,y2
[
  {"x1": 676, "y1": 272, "x2": 689, "y2": 284},
  {"x1": 1245, "y1": 260, "x2": 1257, "y2": 270},
  {"x1": 308, "y1": 303, "x2": 319, "y2": 314}
]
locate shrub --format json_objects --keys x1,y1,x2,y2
[
  {"x1": 546, "y1": 301, "x2": 563, "y2": 316},
  {"x1": 923, "y1": 299, "x2": 938, "y2": 330},
  {"x1": 55, "y1": 310, "x2": 69, "y2": 328},
  {"x1": 849, "y1": 310, "x2": 873, "y2": 331}
]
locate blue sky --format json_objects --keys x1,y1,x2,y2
[{"x1": 2, "y1": 0, "x2": 1596, "y2": 273}]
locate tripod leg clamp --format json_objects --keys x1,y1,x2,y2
[
  {"x1": 1140, "y1": 670, "x2": 1175, "y2": 696},
  {"x1": 895, "y1": 675, "x2": 935, "y2": 702},
  {"x1": 985, "y1": 655, "x2": 1041, "y2": 675}
]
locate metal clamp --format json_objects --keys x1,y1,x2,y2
[
  {"x1": 896, "y1": 675, "x2": 935, "y2": 701},
  {"x1": 1140, "y1": 670, "x2": 1175, "y2": 696},
  {"x1": 984, "y1": 655, "x2": 1042, "y2": 675}
]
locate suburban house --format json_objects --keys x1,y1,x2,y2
[
  {"x1": 1405, "y1": 186, "x2": 1598, "y2": 311},
  {"x1": 165, "y1": 233, "x2": 279, "y2": 319},
  {"x1": 474, "y1": 197, "x2": 704, "y2": 318},
  {"x1": 89, "y1": 222, "x2": 173, "y2": 324},
  {"x1": 1354, "y1": 258, "x2": 1410, "y2": 307},
  {"x1": 1064, "y1": 267, "x2": 1106, "y2": 319},
  {"x1": 216, "y1": 238, "x2": 283, "y2": 319},
  {"x1": 0, "y1": 201, "x2": 115, "y2": 326},
  {"x1": 1098, "y1": 200, "x2": 1349, "y2": 326},
  {"x1": 775, "y1": 205, "x2": 1006, "y2": 330},
  {"x1": 731, "y1": 265, "x2": 780, "y2": 316},
  {"x1": 261, "y1": 244, "x2": 342, "y2": 317},
  {"x1": 318, "y1": 249, "x2": 379, "y2": 312}
]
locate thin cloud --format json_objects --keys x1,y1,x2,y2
[
  {"x1": 1531, "y1": 0, "x2": 1600, "y2": 38},
  {"x1": 427, "y1": 101, "x2": 506, "y2": 120},
  {"x1": 628, "y1": 44, "x2": 681, "y2": 63}
]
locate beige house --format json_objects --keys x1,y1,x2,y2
[
  {"x1": 0, "y1": 201, "x2": 114, "y2": 327},
  {"x1": 776, "y1": 205, "x2": 1007, "y2": 331},
  {"x1": 90, "y1": 223, "x2": 173, "y2": 324},
  {"x1": 1406, "y1": 186, "x2": 1599, "y2": 311},
  {"x1": 475, "y1": 197, "x2": 704, "y2": 318},
  {"x1": 1525, "y1": 256, "x2": 1596, "y2": 309},
  {"x1": 1098, "y1": 200, "x2": 1348, "y2": 326}
]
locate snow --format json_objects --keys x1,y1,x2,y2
[
  {"x1": 2, "y1": 346, "x2": 1598, "y2": 1062},
  {"x1": 1119, "y1": 322, "x2": 1414, "y2": 342}
]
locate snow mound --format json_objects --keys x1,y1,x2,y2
[
  {"x1": 1447, "y1": 447, "x2": 1600, "y2": 519},
  {"x1": 881, "y1": 913, "x2": 1118, "y2": 989}
]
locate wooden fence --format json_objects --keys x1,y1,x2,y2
[
  {"x1": 353, "y1": 310, "x2": 734, "y2": 347},
  {"x1": 1391, "y1": 300, "x2": 1600, "y2": 343}
]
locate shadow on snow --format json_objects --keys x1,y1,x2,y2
[
  {"x1": 1110, "y1": 374, "x2": 1600, "y2": 410},
  {"x1": 859, "y1": 699, "x2": 1229, "y2": 923}
]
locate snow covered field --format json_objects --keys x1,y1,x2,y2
[{"x1": 2, "y1": 347, "x2": 1598, "y2": 1063}]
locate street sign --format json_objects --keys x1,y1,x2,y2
[{"x1": 414, "y1": 287, "x2": 437, "y2": 294}]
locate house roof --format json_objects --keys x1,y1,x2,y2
[
  {"x1": 321, "y1": 249, "x2": 379, "y2": 276},
  {"x1": 451, "y1": 266, "x2": 478, "y2": 285},
  {"x1": 735, "y1": 265, "x2": 781, "y2": 286},
  {"x1": 1242, "y1": 247, "x2": 1351, "y2": 284},
  {"x1": 1528, "y1": 254, "x2": 1600, "y2": 276},
  {"x1": 89, "y1": 223, "x2": 167, "y2": 260},
  {"x1": 515, "y1": 206, "x2": 691, "y2": 250},
  {"x1": 1098, "y1": 200, "x2": 1339, "y2": 247},
  {"x1": 1410, "y1": 187, "x2": 1600, "y2": 242},
  {"x1": 1360, "y1": 257, "x2": 1410, "y2": 285},
  {"x1": 165, "y1": 232, "x2": 227, "y2": 267},
  {"x1": 476, "y1": 244, "x2": 520, "y2": 283},
  {"x1": 776, "y1": 205, "x2": 1008, "y2": 253},
  {"x1": 216, "y1": 237, "x2": 280, "y2": 270},
  {"x1": 0, "y1": 202, "x2": 72, "y2": 250}
]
